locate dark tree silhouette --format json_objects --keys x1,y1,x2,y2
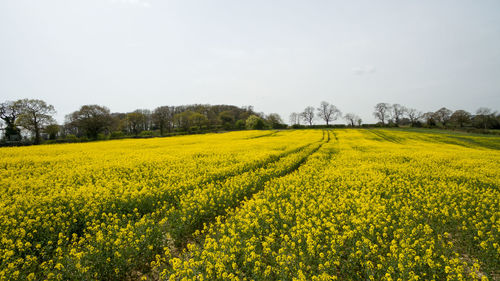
[
  {"x1": 0, "y1": 101, "x2": 22, "y2": 141},
  {"x1": 406, "y1": 108, "x2": 422, "y2": 126},
  {"x1": 344, "y1": 113, "x2": 360, "y2": 126},
  {"x1": 373, "y1": 103, "x2": 391, "y2": 125},
  {"x1": 301, "y1": 106, "x2": 315, "y2": 126},
  {"x1": 450, "y1": 110, "x2": 471, "y2": 128},
  {"x1": 66, "y1": 105, "x2": 112, "y2": 139},
  {"x1": 153, "y1": 106, "x2": 174, "y2": 135},
  {"x1": 317, "y1": 101, "x2": 341, "y2": 126},
  {"x1": 434, "y1": 107, "x2": 453, "y2": 126},
  {"x1": 390, "y1": 104, "x2": 406, "y2": 125}
]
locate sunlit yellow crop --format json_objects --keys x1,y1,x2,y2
[{"x1": 0, "y1": 129, "x2": 498, "y2": 281}]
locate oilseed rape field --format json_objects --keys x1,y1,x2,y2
[{"x1": 0, "y1": 130, "x2": 499, "y2": 281}]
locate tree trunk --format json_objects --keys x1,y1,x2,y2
[
  {"x1": 34, "y1": 124, "x2": 40, "y2": 144},
  {"x1": 33, "y1": 114, "x2": 40, "y2": 144}
]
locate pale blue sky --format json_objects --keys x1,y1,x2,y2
[{"x1": 1, "y1": 0, "x2": 499, "y2": 124}]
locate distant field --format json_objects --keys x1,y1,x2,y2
[{"x1": 0, "y1": 129, "x2": 498, "y2": 281}]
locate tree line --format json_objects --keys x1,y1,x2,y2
[
  {"x1": 0, "y1": 99, "x2": 288, "y2": 145},
  {"x1": 290, "y1": 102, "x2": 500, "y2": 131},
  {"x1": 370, "y1": 103, "x2": 500, "y2": 130},
  {"x1": 1, "y1": 99, "x2": 499, "y2": 145}
]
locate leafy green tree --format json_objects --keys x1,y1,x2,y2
[
  {"x1": 422, "y1": 112, "x2": 437, "y2": 127},
  {"x1": 450, "y1": 110, "x2": 471, "y2": 128},
  {"x1": 219, "y1": 111, "x2": 235, "y2": 130},
  {"x1": 246, "y1": 115, "x2": 265, "y2": 130},
  {"x1": 434, "y1": 107, "x2": 452, "y2": 127},
  {"x1": 16, "y1": 99, "x2": 56, "y2": 144},
  {"x1": 266, "y1": 113, "x2": 284, "y2": 129},
  {"x1": 44, "y1": 124, "x2": 61, "y2": 140},
  {"x1": 189, "y1": 112, "x2": 208, "y2": 130},
  {"x1": 356, "y1": 117, "x2": 362, "y2": 126},
  {"x1": 0, "y1": 100, "x2": 22, "y2": 141},
  {"x1": 66, "y1": 105, "x2": 112, "y2": 139},
  {"x1": 152, "y1": 106, "x2": 174, "y2": 135},
  {"x1": 174, "y1": 111, "x2": 195, "y2": 131},
  {"x1": 109, "y1": 113, "x2": 128, "y2": 134},
  {"x1": 235, "y1": 119, "x2": 246, "y2": 130},
  {"x1": 127, "y1": 111, "x2": 146, "y2": 136}
]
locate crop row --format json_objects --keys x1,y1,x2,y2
[
  {"x1": 168, "y1": 129, "x2": 499, "y2": 281},
  {"x1": 0, "y1": 130, "x2": 324, "y2": 280}
]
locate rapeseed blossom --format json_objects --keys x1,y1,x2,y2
[
  {"x1": 167, "y1": 129, "x2": 499, "y2": 281},
  {"x1": 0, "y1": 130, "x2": 322, "y2": 280},
  {"x1": 0, "y1": 129, "x2": 498, "y2": 280}
]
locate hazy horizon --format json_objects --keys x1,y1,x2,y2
[{"x1": 1, "y1": 0, "x2": 499, "y2": 124}]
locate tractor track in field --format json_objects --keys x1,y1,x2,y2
[
  {"x1": 165, "y1": 130, "x2": 334, "y2": 258},
  {"x1": 224, "y1": 130, "x2": 332, "y2": 214},
  {"x1": 132, "y1": 130, "x2": 333, "y2": 280},
  {"x1": 106, "y1": 134, "x2": 326, "y2": 218},
  {"x1": 166, "y1": 138, "x2": 324, "y2": 210},
  {"x1": 44, "y1": 132, "x2": 323, "y2": 220},
  {"x1": 364, "y1": 129, "x2": 404, "y2": 144},
  {"x1": 0, "y1": 131, "x2": 326, "y2": 279},
  {"x1": 245, "y1": 130, "x2": 280, "y2": 139},
  {"x1": 150, "y1": 130, "x2": 337, "y2": 280}
]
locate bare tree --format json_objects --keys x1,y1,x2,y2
[
  {"x1": 406, "y1": 108, "x2": 422, "y2": 126},
  {"x1": 289, "y1": 112, "x2": 300, "y2": 125},
  {"x1": 289, "y1": 113, "x2": 295, "y2": 125},
  {"x1": 16, "y1": 99, "x2": 56, "y2": 144},
  {"x1": 390, "y1": 104, "x2": 406, "y2": 125},
  {"x1": 373, "y1": 103, "x2": 391, "y2": 125},
  {"x1": 450, "y1": 110, "x2": 471, "y2": 128},
  {"x1": 343, "y1": 113, "x2": 359, "y2": 127},
  {"x1": 356, "y1": 118, "x2": 362, "y2": 126},
  {"x1": 316, "y1": 101, "x2": 341, "y2": 126},
  {"x1": 301, "y1": 106, "x2": 315, "y2": 126}
]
